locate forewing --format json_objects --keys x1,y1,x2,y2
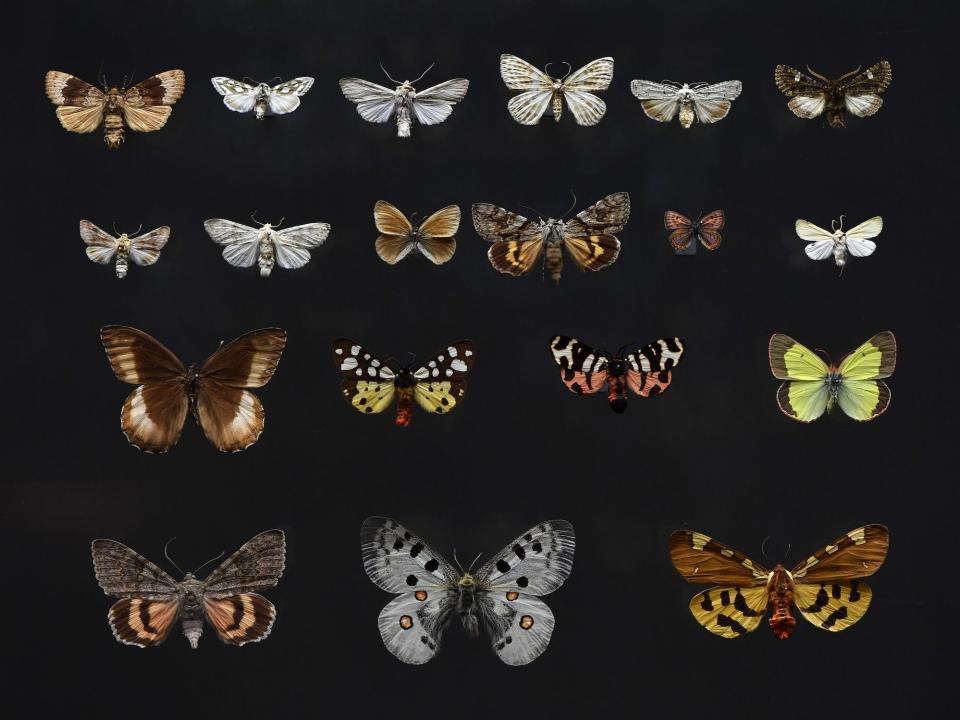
[
  {"x1": 768, "y1": 333, "x2": 829, "y2": 380},
  {"x1": 339, "y1": 78, "x2": 398, "y2": 123},
  {"x1": 121, "y1": 69, "x2": 185, "y2": 131},
  {"x1": 91, "y1": 539, "x2": 178, "y2": 598},
  {"x1": 791, "y1": 525, "x2": 889, "y2": 583},
  {"x1": 200, "y1": 328, "x2": 287, "y2": 388},
  {"x1": 794, "y1": 580, "x2": 873, "y2": 632},
  {"x1": 471, "y1": 203, "x2": 540, "y2": 243},
  {"x1": 774, "y1": 64, "x2": 828, "y2": 119},
  {"x1": 128, "y1": 226, "x2": 171, "y2": 266},
  {"x1": 107, "y1": 598, "x2": 180, "y2": 647},
  {"x1": 844, "y1": 216, "x2": 882, "y2": 257},
  {"x1": 373, "y1": 201, "x2": 413, "y2": 236},
  {"x1": 360, "y1": 517, "x2": 459, "y2": 593},
  {"x1": 837, "y1": 331, "x2": 897, "y2": 380},
  {"x1": 626, "y1": 338, "x2": 684, "y2": 397},
  {"x1": 668, "y1": 530, "x2": 769, "y2": 585},
  {"x1": 274, "y1": 223, "x2": 331, "y2": 269},
  {"x1": 80, "y1": 220, "x2": 118, "y2": 263},
  {"x1": 100, "y1": 326, "x2": 185, "y2": 384},
  {"x1": 476, "y1": 520, "x2": 576, "y2": 596},
  {"x1": 837, "y1": 379, "x2": 891, "y2": 421},
  {"x1": 795, "y1": 219, "x2": 835, "y2": 243},
  {"x1": 267, "y1": 76, "x2": 314, "y2": 114},
  {"x1": 205, "y1": 593, "x2": 276, "y2": 645},
  {"x1": 500, "y1": 54, "x2": 553, "y2": 90},
  {"x1": 777, "y1": 380, "x2": 830, "y2": 422},
  {"x1": 413, "y1": 341, "x2": 475, "y2": 415},
  {"x1": 45, "y1": 71, "x2": 105, "y2": 132},
  {"x1": 203, "y1": 219, "x2": 260, "y2": 268},
  {"x1": 377, "y1": 590, "x2": 456, "y2": 664},
  {"x1": 418, "y1": 205, "x2": 461, "y2": 238},
  {"x1": 210, "y1": 77, "x2": 257, "y2": 113},
  {"x1": 333, "y1": 339, "x2": 397, "y2": 414},
  {"x1": 838, "y1": 61, "x2": 892, "y2": 96},
  {"x1": 688, "y1": 585, "x2": 768, "y2": 639},
  {"x1": 412, "y1": 78, "x2": 469, "y2": 125},
  {"x1": 479, "y1": 592, "x2": 556, "y2": 665},
  {"x1": 203, "y1": 530, "x2": 287, "y2": 595},
  {"x1": 563, "y1": 57, "x2": 614, "y2": 92},
  {"x1": 663, "y1": 211, "x2": 692, "y2": 231},
  {"x1": 572, "y1": 192, "x2": 631, "y2": 234},
  {"x1": 549, "y1": 336, "x2": 609, "y2": 395}
]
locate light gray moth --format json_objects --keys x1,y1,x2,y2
[
  {"x1": 203, "y1": 216, "x2": 330, "y2": 277},
  {"x1": 630, "y1": 79, "x2": 742, "y2": 128},
  {"x1": 210, "y1": 77, "x2": 314, "y2": 120},
  {"x1": 80, "y1": 220, "x2": 170, "y2": 279},
  {"x1": 796, "y1": 215, "x2": 881, "y2": 272}
]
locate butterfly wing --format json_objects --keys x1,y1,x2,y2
[
  {"x1": 79, "y1": 220, "x2": 118, "y2": 263},
  {"x1": 562, "y1": 192, "x2": 628, "y2": 272},
  {"x1": 663, "y1": 210, "x2": 694, "y2": 250},
  {"x1": 629, "y1": 79, "x2": 681, "y2": 123},
  {"x1": 500, "y1": 54, "x2": 554, "y2": 124},
  {"x1": 768, "y1": 333, "x2": 831, "y2": 422},
  {"x1": 795, "y1": 219, "x2": 837, "y2": 260},
  {"x1": 472, "y1": 203, "x2": 545, "y2": 276},
  {"x1": 411, "y1": 78, "x2": 469, "y2": 126},
  {"x1": 844, "y1": 216, "x2": 882, "y2": 257},
  {"x1": 669, "y1": 529, "x2": 770, "y2": 638},
  {"x1": 838, "y1": 61, "x2": 892, "y2": 118},
  {"x1": 100, "y1": 326, "x2": 189, "y2": 452},
  {"x1": 373, "y1": 201, "x2": 415, "y2": 265},
  {"x1": 265, "y1": 77, "x2": 314, "y2": 115},
  {"x1": 333, "y1": 339, "x2": 397, "y2": 415},
  {"x1": 560, "y1": 57, "x2": 614, "y2": 126},
  {"x1": 273, "y1": 223, "x2": 331, "y2": 269},
  {"x1": 128, "y1": 226, "x2": 171, "y2": 267},
  {"x1": 203, "y1": 219, "x2": 260, "y2": 268},
  {"x1": 791, "y1": 525, "x2": 888, "y2": 632},
  {"x1": 339, "y1": 78, "x2": 398, "y2": 123},
  {"x1": 361, "y1": 517, "x2": 460, "y2": 664},
  {"x1": 690, "y1": 80, "x2": 742, "y2": 124},
  {"x1": 695, "y1": 209, "x2": 725, "y2": 250},
  {"x1": 834, "y1": 332, "x2": 896, "y2": 421},
  {"x1": 210, "y1": 77, "x2": 258, "y2": 113},
  {"x1": 626, "y1": 338, "x2": 684, "y2": 397},
  {"x1": 474, "y1": 520, "x2": 575, "y2": 665},
  {"x1": 91, "y1": 539, "x2": 180, "y2": 647},
  {"x1": 549, "y1": 336, "x2": 610, "y2": 395},
  {"x1": 412, "y1": 341, "x2": 475, "y2": 415},
  {"x1": 414, "y1": 205, "x2": 460, "y2": 265},
  {"x1": 45, "y1": 71, "x2": 106, "y2": 132},
  {"x1": 120, "y1": 69, "x2": 185, "y2": 132},
  {"x1": 774, "y1": 64, "x2": 828, "y2": 119}
]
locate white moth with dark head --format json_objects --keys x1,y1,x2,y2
[
  {"x1": 210, "y1": 77, "x2": 314, "y2": 120},
  {"x1": 796, "y1": 215, "x2": 881, "y2": 273},
  {"x1": 361, "y1": 517, "x2": 575, "y2": 665},
  {"x1": 339, "y1": 63, "x2": 469, "y2": 138},
  {"x1": 80, "y1": 220, "x2": 170, "y2": 279},
  {"x1": 630, "y1": 79, "x2": 742, "y2": 128},
  {"x1": 203, "y1": 215, "x2": 330, "y2": 277}
]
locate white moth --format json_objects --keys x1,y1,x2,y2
[
  {"x1": 500, "y1": 54, "x2": 614, "y2": 126},
  {"x1": 80, "y1": 220, "x2": 170, "y2": 279},
  {"x1": 339, "y1": 63, "x2": 469, "y2": 138},
  {"x1": 210, "y1": 77, "x2": 314, "y2": 120},
  {"x1": 796, "y1": 215, "x2": 881, "y2": 273},
  {"x1": 629, "y1": 79, "x2": 742, "y2": 128},
  {"x1": 203, "y1": 216, "x2": 330, "y2": 277}
]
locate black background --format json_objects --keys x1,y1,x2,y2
[{"x1": 8, "y1": 1, "x2": 956, "y2": 717}]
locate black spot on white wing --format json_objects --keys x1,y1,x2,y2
[
  {"x1": 360, "y1": 517, "x2": 458, "y2": 593},
  {"x1": 476, "y1": 521, "x2": 575, "y2": 595}
]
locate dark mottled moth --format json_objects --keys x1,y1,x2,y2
[
  {"x1": 92, "y1": 530, "x2": 285, "y2": 649},
  {"x1": 774, "y1": 61, "x2": 892, "y2": 128}
]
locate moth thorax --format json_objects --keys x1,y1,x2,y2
[
  {"x1": 182, "y1": 618, "x2": 203, "y2": 650},
  {"x1": 458, "y1": 573, "x2": 476, "y2": 588},
  {"x1": 679, "y1": 102, "x2": 695, "y2": 129},
  {"x1": 767, "y1": 567, "x2": 796, "y2": 640},
  {"x1": 255, "y1": 98, "x2": 267, "y2": 120},
  {"x1": 258, "y1": 233, "x2": 275, "y2": 277},
  {"x1": 552, "y1": 91, "x2": 563, "y2": 122},
  {"x1": 396, "y1": 105, "x2": 411, "y2": 138},
  {"x1": 545, "y1": 243, "x2": 564, "y2": 284},
  {"x1": 103, "y1": 113, "x2": 124, "y2": 149}
]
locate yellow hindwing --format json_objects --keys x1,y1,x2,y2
[{"x1": 688, "y1": 585, "x2": 768, "y2": 639}]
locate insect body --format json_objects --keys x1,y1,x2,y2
[
  {"x1": 500, "y1": 54, "x2": 614, "y2": 125},
  {"x1": 630, "y1": 79, "x2": 742, "y2": 128},
  {"x1": 80, "y1": 220, "x2": 170, "y2": 278},
  {"x1": 203, "y1": 217, "x2": 330, "y2": 277},
  {"x1": 795, "y1": 215, "x2": 881, "y2": 272},
  {"x1": 210, "y1": 76, "x2": 314, "y2": 119},
  {"x1": 774, "y1": 61, "x2": 892, "y2": 128}
]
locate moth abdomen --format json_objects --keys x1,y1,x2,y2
[
  {"x1": 545, "y1": 244, "x2": 564, "y2": 283},
  {"x1": 397, "y1": 105, "x2": 411, "y2": 138},
  {"x1": 679, "y1": 101, "x2": 695, "y2": 129},
  {"x1": 552, "y1": 91, "x2": 563, "y2": 122},
  {"x1": 115, "y1": 257, "x2": 128, "y2": 279},
  {"x1": 255, "y1": 98, "x2": 267, "y2": 120},
  {"x1": 395, "y1": 386, "x2": 414, "y2": 427},
  {"x1": 103, "y1": 112, "x2": 124, "y2": 149},
  {"x1": 182, "y1": 618, "x2": 203, "y2": 649}
]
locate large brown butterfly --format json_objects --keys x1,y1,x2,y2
[
  {"x1": 45, "y1": 69, "x2": 186, "y2": 149},
  {"x1": 669, "y1": 525, "x2": 888, "y2": 639},
  {"x1": 663, "y1": 210, "x2": 725, "y2": 253},
  {"x1": 100, "y1": 326, "x2": 286, "y2": 453},
  {"x1": 472, "y1": 193, "x2": 628, "y2": 283},
  {"x1": 92, "y1": 530, "x2": 285, "y2": 649},
  {"x1": 374, "y1": 201, "x2": 460, "y2": 265},
  {"x1": 774, "y1": 61, "x2": 892, "y2": 128}
]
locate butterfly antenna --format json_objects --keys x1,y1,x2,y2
[
  {"x1": 192, "y1": 550, "x2": 225, "y2": 577},
  {"x1": 468, "y1": 552, "x2": 483, "y2": 572},
  {"x1": 453, "y1": 548, "x2": 464, "y2": 574},
  {"x1": 411, "y1": 62, "x2": 435, "y2": 84},
  {"x1": 379, "y1": 63, "x2": 402, "y2": 85},
  {"x1": 112, "y1": 221, "x2": 120, "y2": 236},
  {"x1": 544, "y1": 61, "x2": 571, "y2": 80},
  {"x1": 806, "y1": 66, "x2": 830, "y2": 82},
  {"x1": 837, "y1": 66, "x2": 862, "y2": 82},
  {"x1": 164, "y1": 537, "x2": 185, "y2": 575},
  {"x1": 761, "y1": 535, "x2": 771, "y2": 560},
  {"x1": 813, "y1": 347, "x2": 833, "y2": 366},
  {"x1": 562, "y1": 189, "x2": 578, "y2": 217},
  {"x1": 406, "y1": 351, "x2": 417, "y2": 366}
]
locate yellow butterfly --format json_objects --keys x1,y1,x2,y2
[{"x1": 768, "y1": 331, "x2": 896, "y2": 422}]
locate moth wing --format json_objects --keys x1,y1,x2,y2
[
  {"x1": 788, "y1": 94, "x2": 827, "y2": 119},
  {"x1": 687, "y1": 585, "x2": 769, "y2": 639},
  {"x1": 360, "y1": 517, "x2": 460, "y2": 593},
  {"x1": 696, "y1": 210, "x2": 724, "y2": 249},
  {"x1": 549, "y1": 336, "x2": 609, "y2": 394},
  {"x1": 563, "y1": 192, "x2": 628, "y2": 271},
  {"x1": 699, "y1": 209, "x2": 726, "y2": 230},
  {"x1": 55, "y1": 105, "x2": 106, "y2": 133},
  {"x1": 203, "y1": 530, "x2": 286, "y2": 595},
  {"x1": 844, "y1": 216, "x2": 882, "y2": 257},
  {"x1": 333, "y1": 339, "x2": 397, "y2": 414},
  {"x1": 488, "y1": 236, "x2": 544, "y2": 275},
  {"x1": 120, "y1": 104, "x2": 172, "y2": 132},
  {"x1": 768, "y1": 333, "x2": 829, "y2": 380},
  {"x1": 91, "y1": 539, "x2": 179, "y2": 598},
  {"x1": 690, "y1": 81, "x2": 741, "y2": 123},
  {"x1": 563, "y1": 57, "x2": 614, "y2": 92},
  {"x1": 266, "y1": 76, "x2": 314, "y2": 115},
  {"x1": 663, "y1": 211, "x2": 692, "y2": 230},
  {"x1": 339, "y1": 78, "x2": 398, "y2": 123},
  {"x1": 411, "y1": 78, "x2": 469, "y2": 125},
  {"x1": 195, "y1": 381, "x2": 265, "y2": 451},
  {"x1": 774, "y1": 64, "x2": 827, "y2": 118},
  {"x1": 373, "y1": 200, "x2": 413, "y2": 236},
  {"x1": 507, "y1": 90, "x2": 553, "y2": 125},
  {"x1": 128, "y1": 226, "x2": 171, "y2": 266},
  {"x1": 476, "y1": 520, "x2": 576, "y2": 596},
  {"x1": 691, "y1": 98, "x2": 732, "y2": 124},
  {"x1": 107, "y1": 598, "x2": 180, "y2": 647},
  {"x1": 473, "y1": 203, "x2": 544, "y2": 275},
  {"x1": 203, "y1": 219, "x2": 260, "y2": 268},
  {"x1": 791, "y1": 525, "x2": 889, "y2": 583},
  {"x1": 418, "y1": 205, "x2": 461, "y2": 238},
  {"x1": 845, "y1": 93, "x2": 883, "y2": 118},
  {"x1": 563, "y1": 234, "x2": 620, "y2": 272},
  {"x1": 479, "y1": 592, "x2": 556, "y2": 665},
  {"x1": 794, "y1": 580, "x2": 872, "y2": 632},
  {"x1": 777, "y1": 379, "x2": 830, "y2": 422},
  {"x1": 80, "y1": 220, "x2": 118, "y2": 263},
  {"x1": 562, "y1": 89, "x2": 607, "y2": 126},
  {"x1": 413, "y1": 341, "x2": 475, "y2": 415},
  {"x1": 500, "y1": 54, "x2": 553, "y2": 90},
  {"x1": 100, "y1": 325, "x2": 185, "y2": 384},
  {"x1": 273, "y1": 223, "x2": 331, "y2": 269},
  {"x1": 120, "y1": 69, "x2": 185, "y2": 131},
  {"x1": 630, "y1": 80, "x2": 680, "y2": 122},
  {"x1": 377, "y1": 590, "x2": 457, "y2": 664},
  {"x1": 838, "y1": 61, "x2": 892, "y2": 96},
  {"x1": 416, "y1": 236, "x2": 456, "y2": 265},
  {"x1": 837, "y1": 331, "x2": 897, "y2": 380},
  {"x1": 668, "y1": 529, "x2": 769, "y2": 585},
  {"x1": 572, "y1": 192, "x2": 630, "y2": 234},
  {"x1": 210, "y1": 77, "x2": 257, "y2": 113},
  {"x1": 45, "y1": 71, "x2": 106, "y2": 132},
  {"x1": 205, "y1": 593, "x2": 276, "y2": 645},
  {"x1": 626, "y1": 338, "x2": 684, "y2": 397}
]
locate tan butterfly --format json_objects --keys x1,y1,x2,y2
[
  {"x1": 669, "y1": 525, "x2": 888, "y2": 639},
  {"x1": 373, "y1": 201, "x2": 460, "y2": 265},
  {"x1": 45, "y1": 70, "x2": 185, "y2": 149}
]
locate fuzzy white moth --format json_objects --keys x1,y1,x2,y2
[
  {"x1": 210, "y1": 77, "x2": 314, "y2": 120},
  {"x1": 630, "y1": 79, "x2": 742, "y2": 128},
  {"x1": 80, "y1": 220, "x2": 170, "y2": 279},
  {"x1": 796, "y1": 215, "x2": 881, "y2": 273},
  {"x1": 339, "y1": 63, "x2": 469, "y2": 138},
  {"x1": 203, "y1": 217, "x2": 330, "y2": 277}
]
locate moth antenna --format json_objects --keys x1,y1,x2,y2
[
  {"x1": 164, "y1": 537, "x2": 185, "y2": 575},
  {"x1": 192, "y1": 550, "x2": 225, "y2": 577},
  {"x1": 379, "y1": 63, "x2": 402, "y2": 85},
  {"x1": 273, "y1": 216, "x2": 285, "y2": 229},
  {"x1": 519, "y1": 204, "x2": 546, "y2": 220},
  {"x1": 453, "y1": 548, "x2": 464, "y2": 574},
  {"x1": 96, "y1": 61, "x2": 106, "y2": 91},
  {"x1": 838, "y1": 214, "x2": 845, "y2": 231},
  {"x1": 112, "y1": 221, "x2": 120, "y2": 236},
  {"x1": 806, "y1": 66, "x2": 829, "y2": 82},
  {"x1": 783, "y1": 543, "x2": 792, "y2": 562},
  {"x1": 271, "y1": 76, "x2": 282, "y2": 84},
  {"x1": 410, "y1": 210, "x2": 420, "y2": 226},
  {"x1": 761, "y1": 535, "x2": 771, "y2": 559},
  {"x1": 837, "y1": 66, "x2": 862, "y2": 82},
  {"x1": 242, "y1": 76, "x2": 256, "y2": 84},
  {"x1": 132, "y1": 223, "x2": 142, "y2": 236},
  {"x1": 411, "y1": 62, "x2": 435, "y2": 85},
  {"x1": 468, "y1": 552, "x2": 483, "y2": 572},
  {"x1": 251, "y1": 210, "x2": 263, "y2": 225},
  {"x1": 406, "y1": 351, "x2": 417, "y2": 366},
  {"x1": 545, "y1": 61, "x2": 571, "y2": 80},
  {"x1": 562, "y1": 189, "x2": 578, "y2": 218}
]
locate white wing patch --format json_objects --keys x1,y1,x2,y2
[
  {"x1": 203, "y1": 219, "x2": 259, "y2": 268},
  {"x1": 339, "y1": 78, "x2": 398, "y2": 123},
  {"x1": 377, "y1": 590, "x2": 456, "y2": 665},
  {"x1": 482, "y1": 593, "x2": 556, "y2": 666},
  {"x1": 210, "y1": 77, "x2": 258, "y2": 113},
  {"x1": 412, "y1": 78, "x2": 469, "y2": 125},
  {"x1": 266, "y1": 77, "x2": 314, "y2": 115},
  {"x1": 273, "y1": 222, "x2": 330, "y2": 269}
]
